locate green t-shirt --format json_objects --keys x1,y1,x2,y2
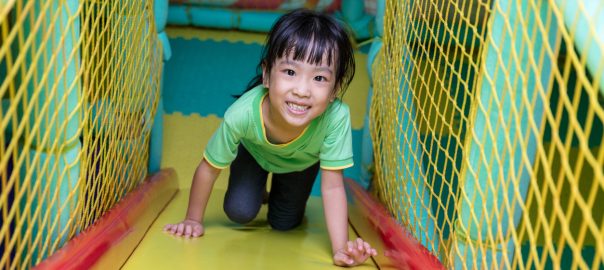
[{"x1": 203, "y1": 85, "x2": 353, "y2": 173}]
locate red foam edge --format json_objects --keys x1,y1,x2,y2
[
  {"x1": 344, "y1": 178, "x2": 445, "y2": 270},
  {"x1": 34, "y1": 168, "x2": 178, "y2": 270}
]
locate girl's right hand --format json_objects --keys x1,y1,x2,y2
[{"x1": 163, "y1": 219, "x2": 204, "y2": 238}]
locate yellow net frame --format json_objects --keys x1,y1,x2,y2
[
  {"x1": 0, "y1": 0, "x2": 162, "y2": 268},
  {"x1": 371, "y1": 0, "x2": 603, "y2": 269}
]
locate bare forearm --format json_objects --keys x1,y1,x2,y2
[
  {"x1": 321, "y1": 170, "x2": 349, "y2": 254},
  {"x1": 185, "y1": 159, "x2": 221, "y2": 223}
]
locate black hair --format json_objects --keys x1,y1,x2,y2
[{"x1": 243, "y1": 9, "x2": 355, "y2": 98}]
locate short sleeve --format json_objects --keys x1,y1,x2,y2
[
  {"x1": 319, "y1": 104, "x2": 354, "y2": 170},
  {"x1": 203, "y1": 114, "x2": 245, "y2": 169}
]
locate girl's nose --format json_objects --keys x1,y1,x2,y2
[{"x1": 292, "y1": 82, "x2": 310, "y2": 97}]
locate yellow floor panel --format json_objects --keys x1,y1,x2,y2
[
  {"x1": 127, "y1": 113, "x2": 376, "y2": 269},
  {"x1": 159, "y1": 113, "x2": 226, "y2": 190},
  {"x1": 122, "y1": 186, "x2": 377, "y2": 269}
]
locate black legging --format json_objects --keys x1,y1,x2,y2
[{"x1": 223, "y1": 145, "x2": 319, "y2": 231}]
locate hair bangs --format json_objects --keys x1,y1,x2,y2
[{"x1": 280, "y1": 27, "x2": 335, "y2": 68}]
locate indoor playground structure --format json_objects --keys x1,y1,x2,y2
[{"x1": 0, "y1": 0, "x2": 603, "y2": 269}]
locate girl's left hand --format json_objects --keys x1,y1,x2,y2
[{"x1": 333, "y1": 238, "x2": 378, "y2": 267}]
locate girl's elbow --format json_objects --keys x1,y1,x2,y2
[{"x1": 321, "y1": 180, "x2": 345, "y2": 193}]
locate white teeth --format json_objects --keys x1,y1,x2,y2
[{"x1": 287, "y1": 102, "x2": 309, "y2": 112}]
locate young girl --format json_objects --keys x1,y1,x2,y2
[{"x1": 163, "y1": 9, "x2": 377, "y2": 267}]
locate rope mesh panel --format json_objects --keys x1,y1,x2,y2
[
  {"x1": 371, "y1": 0, "x2": 603, "y2": 269},
  {"x1": 0, "y1": 0, "x2": 162, "y2": 268}
]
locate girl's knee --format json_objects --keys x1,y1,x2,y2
[
  {"x1": 268, "y1": 215, "x2": 303, "y2": 231},
  {"x1": 223, "y1": 200, "x2": 259, "y2": 224}
]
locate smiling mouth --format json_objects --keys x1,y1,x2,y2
[{"x1": 286, "y1": 102, "x2": 310, "y2": 113}]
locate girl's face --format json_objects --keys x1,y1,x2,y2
[{"x1": 263, "y1": 52, "x2": 337, "y2": 131}]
